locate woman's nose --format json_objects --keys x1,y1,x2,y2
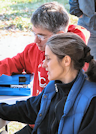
[
  {"x1": 42, "y1": 60, "x2": 47, "y2": 68},
  {"x1": 34, "y1": 35, "x2": 41, "y2": 43}
]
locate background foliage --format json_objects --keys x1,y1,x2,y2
[{"x1": 0, "y1": 0, "x2": 78, "y2": 31}]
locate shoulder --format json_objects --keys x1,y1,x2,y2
[
  {"x1": 68, "y1": 24, "x2": 90, "y2": 44},
  {"x1": 44, "y1": 80, "x2": 55, "y2": 94},
  {"x1": 24, "y1": 43, "x2": 38, "y2": 51},
  {"x1": 73, "y1": 80, "x2": 96, "y2": 116},
  {"x1": 81, "y1": 80, "x2": 96, "y2": 99},
  {"x1": 23, "y1": 43, "x2": 42, "y2": 56}
]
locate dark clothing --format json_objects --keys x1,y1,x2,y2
[
  {"x1": 0, "y1": 71, "x2": 96, "y2": 133},
  {"x1": 79, "y1": 98, "x2": 96, "y2": 134},
  {"x1": 69, "y1": 0, "x2": 96, "y2": 59},
  {"x1": 95, "y1": 0, "x2": 96, "y2": 11},
  {"x1": 15, "y1": 125, "x2": 32, "y2": 134},
  {"x1": 69, "y1": 0, "x2": 96, "y2": 33}
]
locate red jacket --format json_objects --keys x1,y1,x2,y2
[{"x1": 0, "y1": 25, "x2": 90, "y2": 96}]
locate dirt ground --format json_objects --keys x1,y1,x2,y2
[
  {"x1": 0, "y1": 30, "x2": 34, "y2": 133},
  {"x1": 0, "y1": 30, "x2": 34, "y2": 60}
]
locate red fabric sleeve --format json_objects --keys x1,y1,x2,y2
[
  {"x1": 0, "y1": 43, "x2": 34, "y2": 75},
  {"x1": 68, "y1": 25, "x2": 90, "y2": 44}
]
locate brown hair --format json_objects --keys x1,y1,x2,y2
[{"x1": 46, "y1": 32, "x2": 96, "y2": 82}]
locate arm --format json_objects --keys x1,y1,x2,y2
[
  {"x1": 0, "y1": 44, "x2": 33, "y2": 75},
  {"x1": 78, "y1": 97, "x2": 96, "y2": 134},
  {"x1": 0, "y1": 91, "x2": 43, "y2": 124},
  {"x1": 69, "y1": 0, "x2": 83, "y2": 17},
  {"x1": 0, "y1": 53, "x2": 25, "y2": 75}
]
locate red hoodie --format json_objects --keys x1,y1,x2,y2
[{"x1": 0, "y1": 25, "x2": 90, "y2": 96}]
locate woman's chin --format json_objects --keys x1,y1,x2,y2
[
  {"x1": 48, "y1": 76, "x2": 54, "y2": 81},
  {"x1": 48, "y1": 76, "x2": 51, "y2": 81}
]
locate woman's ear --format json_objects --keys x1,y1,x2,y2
[{"x1": 62, "y1": 55, "x2": 71, "y2": 67}]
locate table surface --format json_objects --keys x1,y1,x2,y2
[{"x1": 0, "y1": 95, "x2": 31, "y2": 129}]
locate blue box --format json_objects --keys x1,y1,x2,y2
[{"x1": 0, "y1": 74, "x2": 33, "y2": 96}]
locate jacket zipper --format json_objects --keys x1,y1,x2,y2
[{"x1": 50, "y1": 84, "x2": 62, "y2": 133}]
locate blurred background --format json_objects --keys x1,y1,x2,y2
[{"x1": 0, "y1": 0, "x2": 78, "y2": 31}]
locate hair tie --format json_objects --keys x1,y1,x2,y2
[
  {"x1": 84, "y1": 46, "x2": 93, "y2": 63},
  {"x1": 84, "y1": 46, "x2": 90, "y2": 54},
  {"x1": 84, "y1": 55, "x2": 93, "y2": 63}
]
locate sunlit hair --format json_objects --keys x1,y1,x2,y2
[
  {"x1": 46, "y1": 32, "x2": 96, "y2": 82},
  {"x1": 31, "y1": 2, "x2": 69, "y2": 33}
]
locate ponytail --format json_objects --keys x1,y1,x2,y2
[{"x1": 86, "y1": 59, "x2": 96, "y2": 82}]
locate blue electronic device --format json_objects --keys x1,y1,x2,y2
[{"x1": 0, "y1": 74, "x2": 33, "y2": 96}]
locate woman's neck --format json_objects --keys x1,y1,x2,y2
[{"x1": 61, "y1": 69, "x2": 79, "y2": 84}]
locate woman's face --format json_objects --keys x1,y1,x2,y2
[{"x1": 43, "y1": 45, "x2": 65, "y2": 81}]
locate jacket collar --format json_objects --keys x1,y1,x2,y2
[{"x1": 63, "y1": 70, "x2": 86, "y2": 116}]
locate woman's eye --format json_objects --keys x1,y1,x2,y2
[{"x1": 46, "y1": 58, "x2": 50, "y2": 61}]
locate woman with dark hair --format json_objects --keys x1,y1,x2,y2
[
  {"x1": 43, "y1": 32, "x2": 96, "y2": 134},
  {"x1": 0, "y1": 33, "x2": 96, "y2": 134}
]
